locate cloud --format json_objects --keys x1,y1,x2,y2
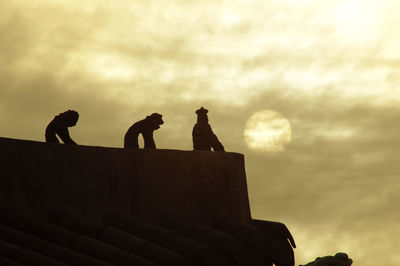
[{"x1": 244, "y1": 93, "x2": 400, "y2": 265}]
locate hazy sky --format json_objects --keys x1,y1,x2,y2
[{"x1": 1, "y1": 0, "x2": 400, "y2": 264}]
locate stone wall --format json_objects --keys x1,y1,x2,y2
[{"x1": 0, "y1": 137, "x2": 251, "y2": 223}]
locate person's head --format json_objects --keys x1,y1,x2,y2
[
  {"x1": 146, "y1": 113, "x2": 164, "y2": 130},
  {"x1": 334, "y1": 253, "x2": 353, "y2": 265},
  {"x1": 61, "y1": 110, "x2": 79, "y2": 127},
  {"x1": 195, "y1": 107, "x2": 208, "y2": 123}
]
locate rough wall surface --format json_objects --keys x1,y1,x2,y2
[{"x1": 0, "y1": 137, "x2": 251, "y2": 223}]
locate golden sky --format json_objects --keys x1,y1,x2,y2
[{"x1": 1, "y1": 0, "x2": 400, "y2": 264}]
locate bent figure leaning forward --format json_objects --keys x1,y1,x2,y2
[
  {"x1": 45, "y1": 110, "x2": 79, "y2": 144},
  {"x1": 124, "y1": 113, "x2": 164, "y2": 149}
]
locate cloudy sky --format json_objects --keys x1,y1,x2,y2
[{"x1": 1, "y1": 0, "x2": 400, "y2": 264}]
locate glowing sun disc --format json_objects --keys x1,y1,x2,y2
[{"x1": 244, "y1": 110, "x2": 292, "y2": 153}]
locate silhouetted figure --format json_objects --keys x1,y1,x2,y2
[
  {"x1": 124, "y1": 113, "x2": 164, "y2": 149},
  {"x1": 192, "y1": 107, "x2": 224, "y2": 151},
  {"x1": 300, "y1": 252, "x2": 352, "y2": 266},
  {"x1": 45, "y1": 110, "x2": 79, "y2": 144}
]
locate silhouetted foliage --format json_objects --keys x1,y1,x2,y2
[
  {"x1": 192, "y1": 107, "x2": 224, "y2": 152},
  {"x1": 300, "y1": 252, "x2": 353, "y2": 266},
  {"x1": 124, "y1": 113, "x2": 164, "y2": 149},
  {"x1": 45, "y1": 110, "x2": 79, "y2": 144}
]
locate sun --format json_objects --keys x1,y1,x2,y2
[{"x1": 244, "y1": 110, "x2": 292, "y2": 153}]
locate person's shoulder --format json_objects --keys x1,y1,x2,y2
[{"x1": 47, "y1": 115, "x2": 59, "y2": 125}]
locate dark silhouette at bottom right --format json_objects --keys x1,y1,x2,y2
[{"x1": 300, "y1": 252, "x2": 353, "y2": 266}]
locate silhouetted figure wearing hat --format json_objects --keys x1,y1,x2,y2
[
  {"x1": 45, "y1": 110, "x2": 79, "y2": 144},
  {"x1": 124, "y1": 113, "x2": 164, "y2": 149},
  {"x1": 192, "y1": 107, "x2": 224, "y2": 152}
]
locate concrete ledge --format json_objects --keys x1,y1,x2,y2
[{"x1": 0, "y1": 137, "x2": 251, "y2": 223}]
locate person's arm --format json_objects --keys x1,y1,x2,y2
[
  {"x1": 211, "y1": 134, "x2": 224, "y2": 151},
  {"x1": 57, "y1": 127, "x2": 77, "y2": 144},
  {"x1": 192, "y1": 125, "x2": 201, "y2": 149},
  {"x1": 208, "y1": 125, "x2": 224, "y2": 151},
  {"x1": 143, "y1": 130, "x2": 156, "y2": 148}
]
